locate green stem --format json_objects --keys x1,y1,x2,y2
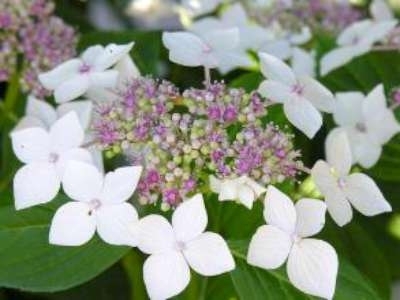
[
  {"x1": 199, "y1": 277, "x2": 208, "y2": 300},
  {"x1": 121, "y1": 249, "x2": 147, "y2": 300},
  {"x1": 0, "y1": 102, "x2": 18, "y2": 123}
]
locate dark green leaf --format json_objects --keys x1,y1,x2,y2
[{"x1": 0, "y1": 195, "x2": 129, "y2": 292}]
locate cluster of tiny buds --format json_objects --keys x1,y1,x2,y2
[
  {"x1": 0, "y1": 0, "x2": 77, "y2": 97},
  {"x1": 92, "y1": 79, "x2": 303, "y2": 210}
]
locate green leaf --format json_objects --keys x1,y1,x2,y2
[
  {"x1": 0, "y1": 195, "x2": 129, "y2": 292},
  {"x1": 78, "y1": 30, "x2": 162, "y2": 75},
  {"x1": 320, "y1": 220, "x2": 391, "y2": 299},
  {"x1": 229, "y1": 240, "x2": 383, "y2": 300},
  {"x1": 39, "y1": 264, "x2": 130, "y2": 300}
]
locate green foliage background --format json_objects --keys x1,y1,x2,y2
[{"x1": 0, "y1": 1, "x2": 400, "y2": 299}]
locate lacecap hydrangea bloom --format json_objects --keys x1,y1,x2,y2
[{"x1": 0, "y1": 0, "x2": 77, "y2": 97}]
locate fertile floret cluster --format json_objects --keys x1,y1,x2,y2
[{"x1": 92, "y1": 79, "x2": 302, "y2": 208}]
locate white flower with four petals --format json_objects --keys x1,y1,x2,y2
[
  {"x1": 162, "y1": 28, "x2": 244, "y2": 73},
  {"x1": 11, "y1": 112, "x2": 92, "y2": 210},
  {"x1": 50, "y1": 161, "x2": 142, "y2": 246},
  {"x1": 329, "y1": 84, "x2": 400, "y2": 168},
  {"x1": 136, "y1": 194, "x2": 235, "y2": 299},
  {"x1": 320, "y1": 1, "x2": 397, "y2": 76},
  {"x1": 39, "y1": 42, "x2": 134, "y2": 103},
  {"x1": 258, "y1": 52, "x2": 335, "y2": 138},
  {"x1": 247, "y1": 186, "x2": 338, "y2": 299},
  {"x1": 312, "y1": 131, "x2": 392, "y2": 226}
]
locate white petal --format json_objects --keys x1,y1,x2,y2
[
  {"x1": 10, "y1": 127, "x2": 50, "y2": 164},
  {"x1": 291, "y1": 48, "x2": 315, "y2": 77},
  {"x1": 333, "y1": 92, "x2": 364, "y2": 126},
  {"x1": 220, "y1": 3, "x2": 247, "y2": 25},
  {"x1": 218, "y1": 178, "x2": 241, "y2": 201},
  {"x1": 295, "y1": 199, "x2": 327, "y2": 238},
  {"x1": 26, "y1": 95, "x2": 57, "y2": 127},
  {"x1": 162, "y1": 32, "x2": 204, "y2": 67},
  {"x1": 100, "y1": 166, "x2": 142, "y2": 204},
  {"x1": 209, "y1": 175, "x2": 221, "y2": 193},
  {"x1": 85, "y1": 86, "x2": 116, "y2": 103},
  {"x1": 370, "y1": 0, "x2": 394, "y2": 21},
  {"x1": 347, "y1": 129, "x2": 382, "y2": 168},
  {"x1": 325, "y1": 128, "x2": 352, "y2": 176},
  {"x1": 96, "y1": 202, "x2": 139, "y2": 246},
  {"x1": 203, "y1": 28, "x2": 239, "y2": 52},
  {"x1": 326, "y1": 191, "x2": 353, "y2": 227},
  {"x1": 94, "y1": 42, "x2": 134, "y2": 70},
  {"x1": 258, "y1": 52, "x2": 296, "y2": 85},
  {"x1": 184, "y1": 232, "x2": 235, "y2": 276},
  {"x1": 189, "y1": 18, "x2": 223, "y2": 37},
  {"x1": 39, "y1": 58, "x2": 81, "y2": 90},
  {"x1": 237, "y1": 184, "x2": 256, "y2": 209},
  {"x1": 290, "y1": 26, "x2": 312, "y2": 45},
  {"x1": 49, "y1": 201, "x2": 96, "y2": 246},
  {"x1": 239, "y1": 25, "x2": 271, "y2": 51},
  {"x1": 81, "y1": 45, "x2": 105, "y2": 66},
  {"x1": 114, "y1": 55, "x2": 141, "y2": 83},
  {"x1": 50, "y1": 112, "x2": 85, "y2": 152},
  {"x1": 283, "y1": 97, "x2": 322, "y2": 139},
  {"x1": 344, "y1": 173, "x2": 392, "y2": 216},
  {"x1": 57, "y1": 100, "x2": 93, "y2": 130},
  {"x1": 143, "y1": 251, "x2": 190, "y2": 300},
  {"x1": 287, "y1": 239, "x2": 338, "y2": 299},
  {"x1": 137, "y1": 215, "x2": 175, "y2": 255},
  {"x1": 363, "y1": 84, "x2": 387, "y2": 117},
  {"x1": 364, "y1": 84, "x2": 400, "y2": 144},
  {"x1": 56, "y1": 148, "x2": 93, "y2": 177},
  {"x1": 311, "y1": 160, "x2": 353, "y2": 227},
  {"x1": 216, "y1": 51, "x2": 253, "y2": 74},
  {"x1": 62, "y1": 161, "x2": 103, "y2": 202},
  {"x1": 298, "y1": 76, "x2": 335, "y2": 113},
  {"x1": 263, "y1": 186, "x2": 296, "y2": 234},
  {"x1": 12, "y1": 116, "x2": 46, "y2": 132},
  {"x1": 337, "y1": 20, "x2": 373, "y2": 46},
  {"x1": 361, "y1": 20, "x2": 398, "y2": 45},
  {"x1": 13, "y1": 163, "x2": 60, "y2": 210},
  {"x1": 258, "y1": 80, "x2": 292, "y2": 104},
  {"x1": 244, "y1": 177, "x2": 267, "y2": 198},
  {"x1": 89, "y1": 70, "x2": 119, "y2": 88},
  {"x1": 260, "y1": 39, "x2": 292, "y2": 61},
  {"x1": 368, "y1": 109, "x2": 400, "y2": 145},
  {"x1": 247, "y1": 225, "x2": 292, "y2": 269},
  {"x1": 54, "y1": 74, "x2": 90, "y2": 103},
  {"x1": 320, "y1": 45, "x2": 370, "y2": 76},
  {"x1": 90, "y1": 147, "x2": 104, "y2": 173},
  {"x1": 173, "y1": 194, "x2": 207, "y2": 242}
]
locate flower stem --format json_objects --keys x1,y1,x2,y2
[{"x1": 204, "y1": 67, "x2": 211, "y2": 87}]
